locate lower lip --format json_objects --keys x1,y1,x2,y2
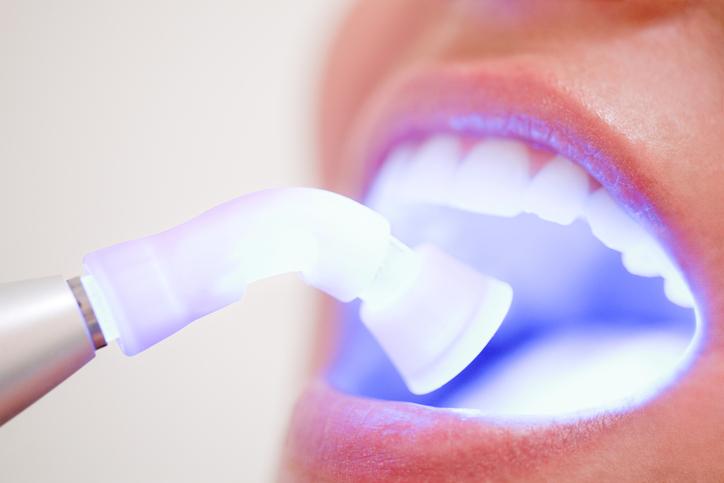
[{"x1": 281, "y1": 380, "x2": 623, "y2": 480}]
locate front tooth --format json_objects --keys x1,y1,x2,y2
[
  {"x1": 449, "y1": 139, "x2": 531, "y2": 217},
  {"x1": 399, "y1": 135, "x2": 460, "y2": 204},
  {"x1": 585, "y1": 189, "x2": 641, "y2": 252},
  {"x1": 523, "y1": 156, "x2": 589, "y2": 225},
  {"x1": 365, "y1": 144, "x2": 414, "y2": 215}
]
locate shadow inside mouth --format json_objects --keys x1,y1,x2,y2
[{"x1": 326, "y1": 205, "x2": 698, "y2": 421}]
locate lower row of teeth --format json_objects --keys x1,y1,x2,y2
[{"x1": 366, "y1": 135, "x2": 694, "y2": 309}]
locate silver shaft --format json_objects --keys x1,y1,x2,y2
[{"x1": 0, "y1": 276, "x2": 100, "y2": 425}]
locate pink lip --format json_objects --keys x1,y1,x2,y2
[
  {"x1": 337, "y1": 63, "x2": 672, "y2": 242},
  {"x1": 284, "y1": 63, "x2": 712, "y2": 481},
  {"x1": 281, "y1": 381, "x2": 624, "y2": 481}
]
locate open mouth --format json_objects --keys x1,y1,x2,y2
[
  {"x1": 282, "y1": 67, "x2": 712, "y2": 481},
  {"x1": 327, "y1": 132, "x2": 699, "y2": 421}
]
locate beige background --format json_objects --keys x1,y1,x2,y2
[{"x1": 0, "y1": 1, "x2": 346, "y2": 481}]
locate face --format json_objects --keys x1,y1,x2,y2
[{"x1": 281, "y1": 1, "x2": 724, "y2": 481}]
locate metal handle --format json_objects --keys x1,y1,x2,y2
[{"x1": 0, "y1": 276, "x2": 100, "y2": 425}]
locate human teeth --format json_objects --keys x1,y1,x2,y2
[
  {"x1": 661, "y1": 258, "x2": 694, "y2": 307},
  {"x1": 620, "y1": 233, "x2": 669, "y2": 278},
  {"x1": 585, "y1": 189, "x2": 695, "y2": 307},
  {"x1": 449, "y1": 139, "x2": 531, "y2": 217},
  {"x1": 586, "y1": 189, "x2": 682, "y2": 281},
  {"x1": 523, "y1": 156, "x2": 589, "y2": 225},
  {"x1": 585, "y1": 189, "x2": 642, "y2": 252},
  {"x1": 368, "y1": 136, "x2": 697, "y2": 311},
  {"x1": 662, "y1": 264, "x2": 695, "y2": 308},
  {"x1": 365, "y1": 144, "x2": 413, "y2": 215},
  {"x1": 399, "y1": 135, "x2": 459, "y2": 204}
]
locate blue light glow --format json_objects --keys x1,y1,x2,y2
[{"x1": 327, "y1": 206, "x2": 698, "y2": 418}]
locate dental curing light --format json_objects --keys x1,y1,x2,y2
[{"x1": 0, "y1": 188, "x2": 512, "y2": 424}]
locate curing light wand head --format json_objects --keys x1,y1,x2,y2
[
  {"x1": 0, "y1": 187, "x2": 513, "y2": 425},
  {"x1": 359, "y1": 242, "x2": 513, "y2": 395}
]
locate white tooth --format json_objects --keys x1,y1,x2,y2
[
  {"x1": 585, "y1": 188, "x2": 694, "y2": 307},
  {"x1": 585, "y1": 189, "x2": 641, "y2": 252},
  {"x1": 365, "y1": 144, "x2": 413, "y2": 215},
  {"x1": 620, "y1": 233, "x2": 669, "y2": 278},
  {"x1": 661, "y1": 262, "x2": 695, "y2": 308},
  {"x1": 398, "y1": 135, "x2": 460, "y2": 204},
  {"x1": 449, "y1": 139, "x2": 531, "y2": 217},
  {"x1": 523, "y1": 156, "x2": 589, "y2": 225}
]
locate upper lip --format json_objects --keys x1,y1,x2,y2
[
  {"x1": 344, "y1": 63, "x2": 665, "y2": 237},
  {"x1": 283, "y1": 380, "x2": 624, "y2": 481},
  {"x1": 285, "y1": 62, "x2": 707, "y2": 480}
]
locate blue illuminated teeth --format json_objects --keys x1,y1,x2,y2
[
  {"x1": 398, "y1": 135, "x2": 459, "y2": 205},
  {"x1": 662, "y1": 265, "x2": 695, "y2": 308},
  {"x1": 586, "y1": 188, "x2": 694, "y2": 307},
  {"x1": 367, "y1": 135, "x2": 695, "y2": 309},
  {"x1": 585, "y1": 188, "x2": 644, "y2": 252},
  {"x1": 523, "y1": 155, "x2": 589, "y2": 224},
  {"x1": 621, "y1": 231, "x2": 668, "y2": 277},
  {"x1": 450, "y1": 139, "x2": 530, "y2": 217},
  {"x1": 365, "y1": 144, "x2": 414, "y2": 215}
]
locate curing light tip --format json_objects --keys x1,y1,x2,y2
[{"x1": 81, "y1": 188, "x2": 513, "y2": 394}]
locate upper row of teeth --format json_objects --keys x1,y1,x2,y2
[{"x1": 367, "y1": 135, "x2": 694, "y2": 309}]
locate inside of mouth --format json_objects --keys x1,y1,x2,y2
[{"x1": 326, "y1": 135, "x2": 700, "y2": 421}]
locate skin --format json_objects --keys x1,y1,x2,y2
[{"x1": 281, "y1": 1, "x2": 724, "y2": 481}]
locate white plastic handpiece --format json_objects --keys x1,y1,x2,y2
[{"x1": 82, "y1": 188, "x2": 513, "y2": 393}]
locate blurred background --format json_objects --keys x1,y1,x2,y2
[{"x1": 0, "y1": 1, "x2": 347, "y2": 481}]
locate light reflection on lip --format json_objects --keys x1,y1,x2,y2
[{"x1": 284, "y1": 63, "x2": 714, "y2": 481}]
